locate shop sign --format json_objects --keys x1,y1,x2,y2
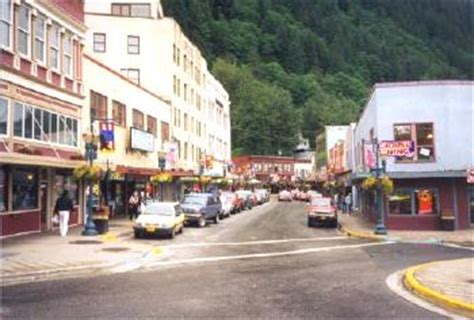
[
  {"x1": 99, "y1": 121, "x2": 114, "y2": 152},
  {"x1": 417, "y1": 190, "x2": 433, "y2": 215},
  {"x1": 379, "y1": 140, "x2": 414, "y2": 157},
  {"x1": 468, "y1": 169, "x2": 474, "y2": 184},
  {"x1": 130, "y1": 128, "x2": 154, "y2": 152}
]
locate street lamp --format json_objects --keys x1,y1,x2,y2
[
  {"x1": 373, "y1": 139, "x2": 387, "y2": 235},
  {"x1": 82, "y1": 132, "x2": 100, "y2": 236}
]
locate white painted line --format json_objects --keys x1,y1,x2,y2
[
  {"x1": 440, "y1": 243, "x2": 474, "y2": 251},
  {"x1": 146, "y1": 241, "x2": 393, "y2": 268},
  {"x1": 386, "y1": 271, "x2": 467, "y2": 319},
  {"x1": 160, "y1": 236, "x2": 349, "y2": 249}
]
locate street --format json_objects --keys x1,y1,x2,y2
[{"x1": 1, "y1": 201, "x2": 471, "y2": 319}]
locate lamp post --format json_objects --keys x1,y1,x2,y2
[
  {"x1": 82, "y1": 132, "x2": 99, "y2": 236},
  {"x1": 158, "y1": 151, "x2": 166, "y2": 201},
  {"x1": 373, "y1": 139, "x2": 387, "y2": 235}
]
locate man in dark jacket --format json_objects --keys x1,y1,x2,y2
[{"x1": 54, "y1": 190, "x2": 74, "y2": 236}]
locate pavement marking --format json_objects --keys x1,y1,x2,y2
[
  {"x1": 386, "y1": 271, "x2": 467, "y2": 320},
  {"x1": 100, "y1": 233, "x2": 118, "y2": 243},
  {"x1": 158, "y1": 236, "x2": 349, "y2": 249},
  {"x1": 145, "y1": 241, "x2": 394, "y2": 268}
]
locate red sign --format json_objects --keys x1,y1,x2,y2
[
  {"x1": 379, "y1": 140, "x2": 414, "y2": 157},
  {"x1": 418, "y1": 190, "x2": 433, "y2": 215},
  {"x1": 468, "y1": 169, "x2": 474, "y2": 184}
]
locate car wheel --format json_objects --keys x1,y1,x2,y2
[
  {"x1": 214, "y1": 214, "x2": 219, "y2": 224},
  {"x1": 198, "y1": 216, "x2": 206, "y2": 228},
  {"x1": 179, "y1": 224, "x2": 184, "y2": 234},
  {"x1": 169, "y1": 228, "x2": 175, "y2": 239},
  {"x1": 134, "y1": 231, "x2": 141, "y2": 239}
]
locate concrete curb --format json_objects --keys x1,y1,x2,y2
[
  {"x1": 403, "y1": 262, "x2": 474, "y2": 317},
  {"x1": 339, "y1": 224, "x2": 386, "y2": 242}
]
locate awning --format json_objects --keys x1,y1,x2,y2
[{"x1": 0, "y1": 151, "x2": 85, "y2": 169}]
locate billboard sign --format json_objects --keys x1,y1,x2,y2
[{"x1": 130, "y1": 127, "x2": 154, "y2": 152}]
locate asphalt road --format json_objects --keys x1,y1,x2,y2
[{"x1": 2, "y1": 200, "x2": 471, "y2": 319}]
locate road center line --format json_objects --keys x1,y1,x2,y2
[
  {"x1": 158, "y1": 236, "x2": 349, "y2": 249},
  {"x1": 146, "y1": 241, "x2": 393, "y2": 268}
]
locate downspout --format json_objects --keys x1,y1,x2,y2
[{"x1": 452, "y1": 178, "x2": 459, "y2": 230}]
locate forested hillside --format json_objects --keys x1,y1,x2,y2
[{"x1": 162, "y1": 0, "x2": 473, "y2": 156}]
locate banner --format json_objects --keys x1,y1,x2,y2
[
  {"x1": 364, "y1": 143, "x2": 376, "y2": 170},
  {"x1": 467, "y1": 169, "x2": 474, "y2": 184},
  {"x1": 165, "y1": 142, "x2": 177, "y2": 166},
  {"x1": 99, "y1": 121, "x2": 114, "y2": 152},
  {"x1": 380, "y1": 140, "x2": 414, "y2": 157}
]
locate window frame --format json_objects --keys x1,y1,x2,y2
[
  {"x1": 0, "y1": 0, "x2": 13, "y2": 49},
  {"x1": 112, "y1": 100, "x2": 126, "y2": 127},
  {"x1": 146, "y1": 115, "x2": 157, "y2": 137},
  {"x1": 93, "y1": 32, "x2": 106, "y2": 53},
  {"x1": 127, "y1": 35, "x2": 140, "y2": 54},
  {"x1": 0, "y1": 97, "x2": 8, "y2": 136},
  {"x1": 393, "y1": 122, "x2": 436, "y2": 163},
  {"x1": 33, "y1": 14, "x2": 46, "y2": 64},
  {"x1": 132, "y1": 109, "x2": 144, "y2": 130},
  {"x1": 49, "y1": 24, "x2": 60, "y2": 71},
  {"x1": 389, "y1": 187, "x2": 440, "y2": 216},
  {"x1": 111, "y1": 3, "x2": 150, "y2": 17},
  {"x1": 90, "y1": 90, "x2": 108, "y2": 121},
  {"x1": 120, "y1": 68, "x2": 140, "y2": 85},
  {"x1": 62, "y1": 34, "x2": 73, "y2": 77},
  {"x1": 16, "y1": 4, "x2": 30, "y2": 57}
]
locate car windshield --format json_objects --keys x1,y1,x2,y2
[
  {"x1": 143, "y1": 203, "x2": 175, "y2": 216},
  {"x1": 182, "y1": 196, "x2": 207, "y2": 206}
]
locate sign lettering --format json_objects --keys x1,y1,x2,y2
[{"x1": 379, "y1": 140, "x2": 414, "y2": 157}]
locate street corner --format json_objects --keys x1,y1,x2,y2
[
  {"x1": 403, "y1": 259, "x2": 474, "y2": 318},
  {"x1": 339, "y1": 224, "x2": 386, "y2": 242}
]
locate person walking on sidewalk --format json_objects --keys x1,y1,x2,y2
[
  {"x1": 128, "y1": 191, "x2": 140, "y2": 220},
  {"x1": 54, "y1": 190, "x2": 73, "y2": 237},
  {"x1": 345, "y1": 193, "x2": 352, "y2": 214}
]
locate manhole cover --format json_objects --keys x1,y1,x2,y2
[
  {"x1": 101, "y1": 247, "x2": 130, "y2": 252},
  {"x1": 69, "y1": 240, "x2": 102, "y2": 245}
]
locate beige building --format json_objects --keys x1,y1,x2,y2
[{"x1": 83, "y1": 0, "x2": 231, "y2": 174}]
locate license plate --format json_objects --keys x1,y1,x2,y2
[{"x1": 145, "y1": 226, "x2": 156, "y2": 232}]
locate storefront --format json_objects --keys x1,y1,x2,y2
[{"x1": 0, "y1": 164, "x2": 82, "y2": 237}]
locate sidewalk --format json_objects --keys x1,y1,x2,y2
[
  {"x1": 338, "y1": 213, "x2": 474, "y2": 246},
  {"x1": 0, "y1": 218, "x2": 152, "y2": 286},
  {"x1": 404, "y1": 258, "x2": 474, "y2": 317}
]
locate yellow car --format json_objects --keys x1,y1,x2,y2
[{"x1": 133, "y1": 202, "x2": 185, "y2": 239}]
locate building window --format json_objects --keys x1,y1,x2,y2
[
  {"x1": 184, "y1": 142, "x2": 188, "y2": 160},
  {"x1": 176, "y1": 48, "x2": 180, "y2": 66},
  {"x1": 120, "y1": 68, "x2": 140, "y2": 85},
  {"x1": 112, "y1": 100, "x2": 126, "y2": 126},
  {"x1": 16, "y1": 4, "x2": 30, "y2": 56},
  {"x1": 90, "y1": 91, "x2": 107, "y2": 120},
  {"x1": 173, "y1": 75, "x2": 176, "y2": 94},
  {"x1": 132, "y1": 109, "x2": 144, "y2": 129},
  {"x1": 0, "y1": 0, "x2": 12, "y2": 48},
  {"x1": 49, "y1": 24, "x2": 60, "y2": 69},
  {"x1": 111, "y1": 3, "x2": 150, "y2": 17},
  {"x1": 34, "y1": 15, "x2": 46, "y2": 63},
  {"x1": 172, "y1": 44, "x2": 176, "y2": 63},
  {"x1": 127, "y1": 35, "x2": 139, "y2": 54},
  {"x1": 389, "y1": 188, "x2": 439, "y2": 216},
  {"x1": 394, "y1": 123, "x2": 435, "y2": 162},
  {"x1": 161, "y1": 121, "x2": 169, "y2": 142},
  {"x1": 0, "y1": 166, "x2": 6, "y2": 212},
  {"x1": 184, "y1": 113, "x2": 188, "y2": 131},
  {"x1": 12, "y1": 168, "x2": 38, "y2": 211},
  {"x1": 93, "y1": 33, "x2": 106, "y2": 52},
  {"x1": 147, "y1": 115, "x2": 157, "y2": 136},
  {"x1": 62, "y1": 35, "x2": 73, "y2": 76},
  {"x1": 0, "y1": 97, "x2": 7, "y2": 135}
]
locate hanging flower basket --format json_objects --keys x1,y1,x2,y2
[
  {"x1": 151, "y1": 172, "x2": 173, "y2": 185},
  {"x1": 361, "y1": 176, "x2": 393, "y2": 195},
  {"x1": 200, "y1": 176, "x2": 212, "y2": 185},
  {"x1": 73, "y1": 164, "x2": 104, "y2": 182}
]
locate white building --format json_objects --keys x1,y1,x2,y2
[
  {"x1": 353, "y1": 80, "x2": 473, "y2": 230},
  {"x1": 83, "y1": 0, "x2": 231, "y2": 173}
]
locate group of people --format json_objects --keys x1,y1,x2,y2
[{"x1": 334, "y1": 193, "x2": 353, "y2": 214}]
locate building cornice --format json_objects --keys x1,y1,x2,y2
[{"x1": 37, "y1": 0, "x2": 87, "y2": 33}]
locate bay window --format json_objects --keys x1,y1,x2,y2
[
  {"x1": 17, "y1": 4, "x2": 30, "y2": 56},
  {"x1": 34, "y1": 15, "x2": 46, "y2": 63},
  {"x1": 394, "y1": 123, "x2": 434, "y2": 162},
  {"x1": 49, "y1": 24, "x2": 60, "y2": 69},
  {"x1": 62, "y1": 35, "x2": 73, "y2": 76},
  {"x1": 0, "y1": 0, "x2": 12, "y2": 48}
]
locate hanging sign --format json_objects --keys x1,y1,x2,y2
[
  {"x1": 364, "y1": 143, "x2": 376, "y2": 169},
  {"x1": 99, "y1": 121, "x2": 114, "y2": 152},
  {"x1": 130, "y1": 127, "x2": 154, "y2": 152},
  {"x1": 379, "y1": 140, "x2": 414, "y2": 157},
  {"x1": 468, "y1": 169, "x2": 474, "y2": 184}
]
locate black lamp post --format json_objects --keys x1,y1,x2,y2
[
  {"x1": 82, "y1": 132, "x2": 99, "y2": 236},
  {"x1": 158, "y1": 152, "x2": 166, "y2": 201},
  {"x1": 373, "y1": 139, "x2": 388, "y2": 235}
]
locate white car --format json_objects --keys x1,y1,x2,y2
[
  {"x1": 278, "y1": 190, "x2": 292, "y2": 202},
  {"x1": 133, "y1": 202, "x2": 185, "y2": 239}
]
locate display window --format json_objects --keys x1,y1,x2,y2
[{"x1": 12, "y1": 168, "x2": 38, "y2": 211}]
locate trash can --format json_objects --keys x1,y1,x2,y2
[
  {"x1": 92, "y1": 206, "x2": 110, "y2": 235},
  {"x1": 440, "y1": 216, "x2": 455, "y2": 231}
]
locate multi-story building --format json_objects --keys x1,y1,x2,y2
[
  {"x1": 353, "y1": 81, "x2": 473, "y2": 230},
  {"x1": 314, "y1": 126, "x2": 349, "y2": 182},
  {"x1": 83, "y1": 0, "x2": 231, "y2": 176},
  {"x1": 0, "y1": 0, "x2": 86, "y2": 237},
  {"x1": 82, "y1": 54, "x2": 171, "y2": 216}
]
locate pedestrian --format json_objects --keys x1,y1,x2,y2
[
  {"x1": 54, "y1": 190, "x2": 73, "y2": 237},
  {"x1": 128, "y1": 191, "x2": 140, "y2": 220},
  {"x1": 345, "y1": 193, "x2": 352, "y2": 214}
]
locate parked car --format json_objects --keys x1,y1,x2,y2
[
  {"x1": 278, "y1": 190, "x2": 292, "y2": 202},
  {"x1": 307, "y1": 197, "x2": 337, "y2": 228},
  {"x1": 219, "y1": 192, "x2": 236, "y2": 217},
  {"x1": 133, "y1": 202, "x2": 184, "y2": 239},
  {"x1": 255, "y1": 189, "x2": 270, "y2": 202},
  {"x1": 236, "y1": 190, "x2": 254, "y2": 210},
  {"x1": 180, "y1": 193, "x2": 222, "y2": 227}
]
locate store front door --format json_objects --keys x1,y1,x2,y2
[
  {"x1": 469, "y1": 185, "x2": 474, "y2": 225},
  {"x1": 40, "y1": 182, "x2": 49, "y2": 231}
]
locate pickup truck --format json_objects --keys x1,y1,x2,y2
[{"x1": 307, "y1": 197, "x2": 337, "y2": 228}]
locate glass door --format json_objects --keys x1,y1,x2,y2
[{"x1": 40, "y1": 182, "x2": 49, "y2": 231}]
